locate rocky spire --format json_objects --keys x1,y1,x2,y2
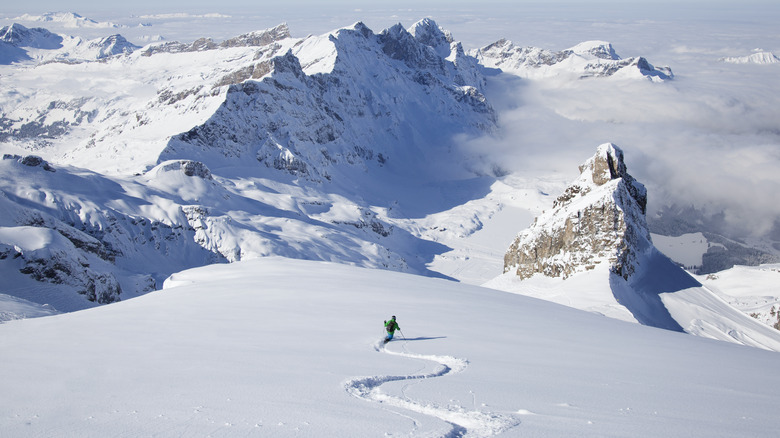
[{"x1": 504, "y1": 143, "x2": 651, "y2": 280}]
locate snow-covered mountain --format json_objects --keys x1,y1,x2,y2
[
  {"x1": 0, "y1": 22, "x2": 138, "y2": 64},
  {"x1": 162, "y1": 19, "x2": 495, "y2": 183},
  {"x1": 721, "y1": 51, "x2": 780, "y2": 64},
  {"x1": 12, "y1": 12, "x2": 122, "y2": 29},
  {"x1": 472, "y1": 39, "x2": 673, "y2": 81},
  {"x1": 0, "y1": 20, "x2": 492, "y2": 176},
  {"x1": 488, "y1": 144, "x2": 780, "y2": 351},
  {"x1": 0, "y1": 22, "x2": 64, "y2": 49}
]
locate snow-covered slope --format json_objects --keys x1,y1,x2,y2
[
  {"x1": 0, "y1": 293, "x2": 59, "y2": 322},
  {"x1": 695, "y1": 263, "x2": 780, "y2": 330},
  {"x1": 489, "y1": 144, "x2": 780, "y2": 351},
  {"x1": 0, "y1": 148, "x2": 474, "y2": 311},
  {"x1": 0, "y1": 154, "x2": 222, "y2": 311},
  {"x1": 1, "y1": 257, "x2": 779, "y2": 437}
]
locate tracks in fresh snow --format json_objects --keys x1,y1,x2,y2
[{"x1": 344, "y1": 341, "x2": 518, "y2": 437}]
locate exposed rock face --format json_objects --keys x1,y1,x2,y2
[{"x1": 504, "y1": 143, "x2": 650, "y2": 280}]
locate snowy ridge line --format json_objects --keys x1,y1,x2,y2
[{"x1": 343, "y1": 341, "x2": 519, "y2": 437}]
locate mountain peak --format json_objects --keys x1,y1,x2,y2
[
  {"x1": 569, "y1": 40, "x2": 619, "y2": 60},
  {"x1": 409, "y1": 18, "x2": 453, "y2": 58},
  {"x1": 563, "y1": 143, "x2": 647, "y2": 214},
  {"x1": 581, "y1": 143, "x2": 625, "y2": 184},
  {"x1": 504, "y1": 143, "x2": 650, "y2": 280},
  {"x1": 345, "y1": 21, "x2": 374, "y2": 38},
  {"x1": 0, "y1": 23, "x2": 63, "y2": 49},
  {"x1": 721, "y1": 51, "x2": 780, "y2": 64},
  {"x1": 87, "y1": 34, "x2": 139, "y2": 57}
]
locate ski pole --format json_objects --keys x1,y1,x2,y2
[{"x1": 399, "y1": 329, "x2": 406, "y2": 340}]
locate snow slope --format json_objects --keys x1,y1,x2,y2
[
  {"x1": 0, "y1": 293, "x2": 59, "y2": 322},
  {"x1": 695, "y1": 263, "x2": 780, "y2": 330},
  {"x1": 1, "y1": 257, "x2": 779, "y2": 437}
]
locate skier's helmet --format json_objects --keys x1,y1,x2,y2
[{"x1": 391, "y1": 315, "x2": 396, "y2": 320}]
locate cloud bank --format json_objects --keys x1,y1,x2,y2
[{"x1": 463, "y1": 62, "x2": 780, "y2": 239}]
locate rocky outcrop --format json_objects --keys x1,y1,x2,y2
[
  {"x1": 14, "y1": 239, "x2": 123, "y2": 304},
  {"x1": 3, "y1": 154, "x2": 56, "y2": 172},
  {"x1": 156, "y1": 160, "x2": 213, "y2": 179},
  {"x1": 504, "y1": 143, "x2": 650, "y2": 280}
]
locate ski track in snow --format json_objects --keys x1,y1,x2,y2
[{"x1": 344, "y1": 340, "x2": 519, "y2": 437}]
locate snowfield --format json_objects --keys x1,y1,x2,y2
[{"x1": 2, "y1": 257, "x2": 780, "y2": 437}]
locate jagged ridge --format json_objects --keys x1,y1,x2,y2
[
  {"x1": 473, "y1": 39, "x2": 673, "y2": 81},
  {"x1": 162, "y1": 19, "x2": 495, "y2": 182}
]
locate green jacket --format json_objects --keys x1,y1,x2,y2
[{"x1": 384, "y1": 319, "x2": 400, "y2": 333}]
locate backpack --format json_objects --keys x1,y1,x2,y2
[{"x1": 386, "y1": 320, "x2": 396, "y2": 331}]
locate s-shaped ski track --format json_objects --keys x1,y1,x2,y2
[{"x1": 344, "y1": 340, "x2": 518, "y2": 437}]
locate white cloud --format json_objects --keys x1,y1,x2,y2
[{"x1": 460, "y1": 65, "x2": 780, "y2": 238}]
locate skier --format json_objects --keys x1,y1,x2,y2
[{"x1": 383, "y1": 315, "x2": 400, "y2": 344}]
